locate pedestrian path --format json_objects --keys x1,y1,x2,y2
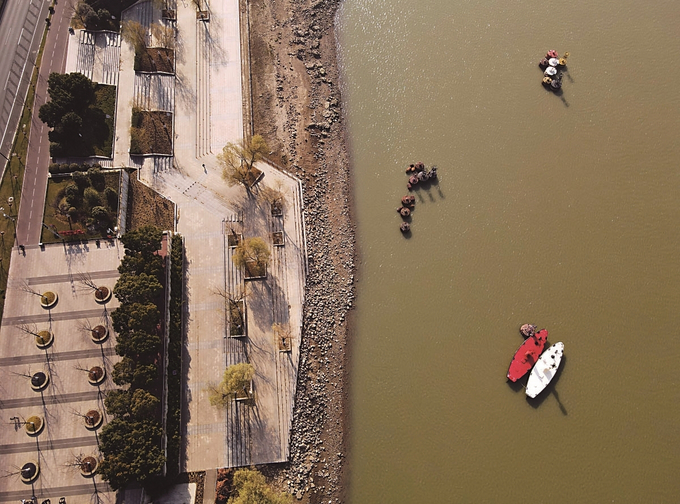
[
  {"x1": 134, "y1": 73, "x2": 175, "y2": 111},
  {"x1": 66, "y1": 30, "x2": 121, "y2": 86}
]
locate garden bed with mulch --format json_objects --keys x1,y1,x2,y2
[
  {"x1": 130, "y1": 110, "x2": 173, "y2": 155},
  {"x1": 135, "y1": 48, "x2": 175, "y2": 73},
  {"x1": 126, "y1": 173, "x2": 175, "y2": 231}
]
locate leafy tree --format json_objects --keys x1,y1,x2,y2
[
  {"x1": 84, "y1": 187, "x2": 101, "y2": 207},
  {"x1": 106, "y1": 389, "x2": 159, "y2": 419},
  {"x1": 218, "y1": 135, "x2": 268, "y2": 188},
  {"x1": 131, "y1": 389, "x2": 160, "y2": 418},
  {"x1": 112, "y1": 358, "x2": 157, "y2": 389},
  {"x1": 207, "y1": 363, "x2": 255, "y2": 406},
  {"x1": 112, "y1": 357, "x2": 135, "y2": 386},
  {"x1": 105, "y1": 187, "x2": 118, "y2": 210},
  {"x1": 121, "y1": 225, "x2": 163, "y2": 258},
  {"x1": 232, "y1": 237, "x2": 271, "y2": 270},
  {"x1": 114, "y1": 272, "x2": 163, "y2": 304},
  {"x1": 118, "y1": 253, "x2": 163, "y2": 279},
  {"x1": 112, "y1": 302, "x2": 160, "y2": 334},
  {"x1": 88, "y1": 166, "x2": 106, "y2": 191},
  {"x1": 98, "y1": 418, "x2": 165, "y2": 490},
  {"x1": 57, "y1": 111, "x2": 84, "y2": 143},
  {"x1": 39, "y1": 72, "x2": 96, "y2": 127},
  {"x1": 227, "y1": 468, "x2": 293, "y2": 504},
  {"x1": 115, "y1": 330, "x2": 161, "y2": 360},
  {"x1": 105, "y1": 389, "x2": 132, "y2": 418},
  {"x1": 91, "y1": 206, "x2": 110, "y2": 227},
  {"x1": 75, "y1": 2, "x2": 98, "y2": 29}
]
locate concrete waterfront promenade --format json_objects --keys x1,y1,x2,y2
[
  {"x1": 63, "y1": 0, "x2": 307, "y2": 472},
  {"x1": 0, "y1": 242, "x2": 122, "y2": 503}
]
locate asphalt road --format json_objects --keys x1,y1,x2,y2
[
  {"x1": 14, "y1": 0, "x2": 71, "y2": 246},
  {"x1": 0, "y1": 0, "x2": 48, "y2": 170}
]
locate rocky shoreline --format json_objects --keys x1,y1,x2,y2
[{"x1": 248, "y1": 0, "x2": 355, "y2": 502}]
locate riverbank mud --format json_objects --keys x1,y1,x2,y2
[{"x1": 247, "y1": 0, "x2": 355, "y2": 502}]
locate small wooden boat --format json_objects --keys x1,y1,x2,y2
[
  {"x1": 507, "y1": 329, "x2": 548, "y2": 382},
  {"x1": 526, "y1": 342, "x2": 564, "y2": 398}
]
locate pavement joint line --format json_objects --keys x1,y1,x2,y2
[
  {"x1": 0, "y1": 390, "x2": 102, "y2": 409},
  {"x1": 0, "y1": 482, "x2": 112, "y2": 502},
  {"x1": 0, "y1": 347, "x2": 116, "y2": 367},
  {"x1": 0, "y1": 435, "x2": 96, "y2": 454},
  {"x1": 27, "y1": 269, "x2": 120, "y2": 285},
  {"x1": 2, "y1": 308, "x2": 107, "y2": 325}
]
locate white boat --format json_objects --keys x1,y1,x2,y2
[{"x1": 526, "y1": 342, "x2": 564, "y2": 398}]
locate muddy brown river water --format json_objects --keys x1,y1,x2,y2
[{"x1": 337, "y1": 0, "x2": 680, "y2": 501}]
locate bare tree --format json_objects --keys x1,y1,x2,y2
[
  {"x1": 260, "y1": 180, "x2": 286, "y2": 215},
  {"x1": 214, "y1": 286, "x2": 247, "y2": 336},
  {"x1": 151, "y1": 22, "x2": 175, "y2": 50},
  {"x1": 121, "y1": 20, "x2": 148, "y2": 53},
  {"x1": 76, "y1": 272, "x2": 110, "y2": 300},
  {"x1": 273, "y1": 323, "x2": 292, "y2": 352},
  {"x1": 16, "y1": 323, "x2": 42, "y2": 338},
  {"x1": 17, "y1": 280, "x2": 43, "y2": 298}
]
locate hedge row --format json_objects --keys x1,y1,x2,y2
[{"x1": 49, "y1": 162, "x2": 102, "y2": 174}]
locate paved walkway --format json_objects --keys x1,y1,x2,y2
[
  {"x1": 65, "y1": 30, "x2": 121, "y2": 86},
  {"x1": 112, "y1": 0, "x2": 306, "y2": 472},
  {"x1": 0, "y1": 241, "x2": 123, "y2": 504},
  {"x1": 57, "y1": 0, "x2": 306, "y2": 476}
]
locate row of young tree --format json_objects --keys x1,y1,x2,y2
[{"x1": 98, "y1": 226, "x2": 166, "y2": 490}]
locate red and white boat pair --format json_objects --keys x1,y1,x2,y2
[{"x1": 507, "y1": 329, "x2": 564, "y2": 398}]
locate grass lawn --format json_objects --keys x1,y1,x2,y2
[{"x1": 41, "y1": 171, "x2": 120, "y2": 243}]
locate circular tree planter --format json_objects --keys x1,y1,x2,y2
[
  {"x1": 91, "y1": 325, "x2": 109, "y2": 343},
  {"x1": 30, "y1": 371, "x2": 49, "y2": 392},
  {"x1": 94, "y1": 286, "x2": 112, "y2": 303},
  {"x1": 20, "y1": 461, "x2": 39, "y2": 484},
  {"x1": 83, "y1": 409, "x2": 103, "y2": 430},
  {"x1": 40, "y1": 291, "x2": 58, "y2": 309},
  {"x1": 35, "y1": 330, "x2": 53, "y2": 349},
  {"x1": 87, "y1": 366, "x2": 106, "y2": 386},
  {"x1": 24, "y1": 415, "x2": 44, "y2": 436},
  {"x1": 80, "y1": 456, "x2": 98, "y2": 477}
]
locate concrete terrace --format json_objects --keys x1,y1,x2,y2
[
  {"x1": 111, "y1": 0, "x2": 306, "y2": 471},
  {"x1": 0, "y1": 241, "x2": 123, "y2": 503},
  {"x1": 41, "y1": 0, "x2": 306, "y2": 476}
]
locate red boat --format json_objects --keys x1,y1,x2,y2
[{"x1": 507, "y1": 329, "x2": 548, "y2": 382}]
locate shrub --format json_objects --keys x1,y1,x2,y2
[
  {"x1": 88, "y1": 166, "x2": 106, "y2": 191},
  {"x1": 105, "y1": 187, "x2": 118, "y2": 210},
  {"x1": 50, "y1": 142, "x2": 65, "y2": 157},
  {"x1": 84, "y1": 187, "x2": 101, "y2": 207},
  {"x1": 64, "y1": 183, "x2": 80, "y2": 199},
  {"x1": 130, "y1": 128, "x2": 143, "y2": 154},
  {"x1": 72, "y1": 171, "x2": 90, "y2": 191},
  {"x1": 131, "y1": 107, "x2": 143, "y2": 128}
]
